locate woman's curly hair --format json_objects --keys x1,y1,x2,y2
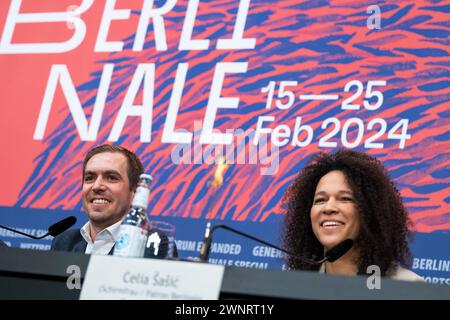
[{"x1": 282, "y1": 149, "x2": 413, "y2": 276}]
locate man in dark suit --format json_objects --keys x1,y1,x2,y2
[
  {"x1": 51, "y1": 144, "x2": 176, "y2": 259},
  {"x1": 51, "y1": 221, "x2": 175, "y2": 258}
]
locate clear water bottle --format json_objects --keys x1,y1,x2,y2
[{"x1": 113, "y1": 174, "x2": 153, "y2": 258}]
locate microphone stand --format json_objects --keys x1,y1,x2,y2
[
  {"x1": 0, "y1": 216, "x2": 77, "y2": 240},
  {"x1": 199, "y1": 224, "x2": 322, "y2": 265},
  {"x1": 0, "y1": 224, "x2": 50, "y2": 240}
]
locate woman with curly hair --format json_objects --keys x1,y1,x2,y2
[{"x1": 283, "y1": 149, "x2": 422, "y2": 281}]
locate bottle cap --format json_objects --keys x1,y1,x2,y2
[{"x1": 139, "y1": 174, "x2": 153, "y2": 182}]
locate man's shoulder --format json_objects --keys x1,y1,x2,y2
[{"x1": 51, "y1": 229, "x2": 84, "y2": 251}]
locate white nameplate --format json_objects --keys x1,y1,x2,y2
[{"x1": 79, "y1": 255, "x2": 224, "y2": 300}]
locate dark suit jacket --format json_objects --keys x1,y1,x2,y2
[
  {"x1": 51, "y1": 229, "x2": 91, "y2": 254},
  {"x1": 51, "y1": 228, "x2": 177, "y2": 258}
]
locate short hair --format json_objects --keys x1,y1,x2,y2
[
  {"x1": 282, "y1": 149, "x2": 412, "y2": 276},
  {"x1": 82, "y1": 144, "x2": 144, "y2": 190}
]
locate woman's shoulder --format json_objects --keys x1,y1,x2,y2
[{"x1": 388, "y1": 266, "x2": 424, "y2": 282}]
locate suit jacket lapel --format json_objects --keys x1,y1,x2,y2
[
  {"x1": 108, "y1": 244, "x2": 115, "y2": 255},
  {"x1": 71, "y1": 230, "x2": 115, "y2": 254},
  {"x1": 73, "y1": 237, "x2": 88, "y2": 253}
]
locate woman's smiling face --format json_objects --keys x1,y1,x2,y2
[{"x1": 310, "y1": 170, "x2": 360, "y2": 251}]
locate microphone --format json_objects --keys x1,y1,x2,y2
[
  {"x1": 0, "y1": 216, "x2": 77, "y2": 240},
  {"x1": 324, "y1": 238, "x2": 354, "y2": 262},
  {"x1": 198, "y1": 223, "x2": 353, "y2": 266},
  {"x1": 198, "y1": 221, "x2": 212, "y2": 262}
]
